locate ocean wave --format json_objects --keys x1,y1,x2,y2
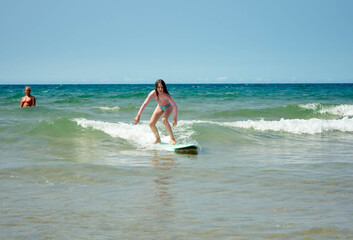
[
  {"x1": 73, "y1": 118, "x2": 196, "y2": 150},
  {"x1": 198, "y1": 103, "x2": 353, "y2": 120},
  {"x1": 221, "y1": 118, "x2": 353, "y2": 134},
  {"x1": 93, "y1": 106, "x2": 120, "y2": 111},
  {"x1": 299, "y1": 103, "x2": 353, "y2": 117},
  {"x1": 179, "y1": 118, "x2": 353, "y2": 135}
]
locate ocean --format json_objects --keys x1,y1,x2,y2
[{"x1": 1, "y1": 83, "x2": 353, "y2": 239}]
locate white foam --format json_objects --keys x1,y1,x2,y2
[
  {"x1": 73, "y1": 118, "x2": 196, "y2": 150},
  {"x1": 94, "y1": 106, "x2": 120, "y2": 111},
  {"x1": 220, "y1": 118, "x2": 353, "y2": 134},
  {"x1": 299, "y1": 103, "x2": 321, "y2": 110},
  {"x1": 299, "y1": 103, "x2": 353, "y2": 117},
  {"x1": 180, "y1": 118, "x2": 353, "y2": 135},
  {"x1": 319, "y1": 105, "x2": 353, "y2": 117},
  {"x1": 74, "y1": 118, "x2": 155, "y2": 149},
  {"x1": 178, "y1": 120, "x2": 210, "y2": 125}
]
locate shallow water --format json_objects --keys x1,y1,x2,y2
[{"x1": 1, "y1": 84, "x2": 353, "y2": 239}]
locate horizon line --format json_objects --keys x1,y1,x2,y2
[{"x1": 1, "y1": 82, "x2": 353, "y2": 85}]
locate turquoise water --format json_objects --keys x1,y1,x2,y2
[{"x1": 1, "y1": 84, "x2": 353, "y2": 239}]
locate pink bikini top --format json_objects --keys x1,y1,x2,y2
[{"x1": 22, "y1": 98, "x2": 32, "y2": 103}]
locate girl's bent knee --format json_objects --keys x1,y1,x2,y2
[{"x1": 161, "y1": 118, "x2": 168, "y2": 124}]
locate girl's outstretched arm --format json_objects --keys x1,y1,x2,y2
[{"x1": 134, "y1": 91, "x2": 155, "y2": 125}]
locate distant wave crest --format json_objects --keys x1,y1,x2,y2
[
  {"x1": 299, "y1": 103, "x2": 353, "y2": 117},
  {"x1": 94, "y1": 106, "x2": 120, "y2": 111}
]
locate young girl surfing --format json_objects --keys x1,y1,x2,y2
[{"x1": 134, "y1": 79, "x2": 178, "y2": 145}]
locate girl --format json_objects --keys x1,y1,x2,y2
[
  {"x1": 20, "y1": 86, "x2": 36, "y2": 108},
  {"x1": 134, "y1": 79, "x2": 178, "y2": 145}
]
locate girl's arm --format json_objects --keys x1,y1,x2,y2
[
  {"x1": 169, "y1": 95, "x2": 178, "y2": 124},
  {"x1": 32, "y1": 97, "x2": 36, "y2": 107},
  {"x1": 134, "y1": 91, "x2": 155, "y2": 124},
  {"x1": 20, "y1": 97, "x2": 24, "y2": 108}
]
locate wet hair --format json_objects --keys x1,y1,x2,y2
[{"x1": 154, "y1": 79, "x2": 169, "y2": 100}]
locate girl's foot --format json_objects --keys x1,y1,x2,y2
[
  {"x1": 171, "y1": 139, "x2": 176, "y2": 145},
  {"x1": 153, "y1": 139, "x2": 161, "y2": 144}
]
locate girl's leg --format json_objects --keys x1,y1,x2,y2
[
  {"x1": 149, "y1": 106, "x2": 164, "y2": 143},
  {"x1": 161, "y1": 106, "x2": 176, "y2": 145}
]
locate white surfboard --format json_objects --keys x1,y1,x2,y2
[{"x1": 160, "y1": 142, "x2": 198, "y2": 153}]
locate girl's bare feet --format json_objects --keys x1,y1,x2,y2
[
  {"x1": 153, "y1": 139, "x2": 161, "y2": 144},
  {"x1": 171, "y1": 139, "x2": 176, "y2": 145}
]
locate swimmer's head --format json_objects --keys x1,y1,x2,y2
[{"x1": 24, "y1": 86, "x2": 31, "y2": 93}]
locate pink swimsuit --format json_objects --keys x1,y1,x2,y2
[{"x1": 22, "y1": 98, "x2": 32, "y2": 104}]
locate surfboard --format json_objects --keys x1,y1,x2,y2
[{"x1": 160, "y1": 142, "x2": 198, "y2": 153}]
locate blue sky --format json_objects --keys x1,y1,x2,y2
[{"x1": 1, "y1": 0, "x2": 352, "y2": 84}]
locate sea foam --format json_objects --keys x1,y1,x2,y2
[
  {"x1": 299, "y1": 103, "x2": 353, "y2": 117},
  {"x1": 73, "y1": 118, "x2": 157, "y2": 149},
  {"x1": 93, "y1": 106, "x2": 120, "y2": 111},
  {"x1": 73, "y1": 118, "x2": 195, "y2": 150},
  {"x1": 179, "y1": 118, "x2": 353, "y2": 135},
  {"x1": 221, "y1": 118, "x2": 353, "y2": 134}
]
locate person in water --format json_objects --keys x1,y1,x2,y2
[
  {"x1": 20, "y1": 86, "x2": 36, "y2": 108},
  {"x1": 134, "y1": 79, "x2": 178, "y2": 145}
]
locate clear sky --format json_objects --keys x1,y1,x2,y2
[{"x1": 1, "y1": 0, "x2": 352, "y2": 84}]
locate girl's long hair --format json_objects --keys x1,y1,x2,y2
[{"x1": 154, "y1": 79, "x2": 169, "y2": 100}]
